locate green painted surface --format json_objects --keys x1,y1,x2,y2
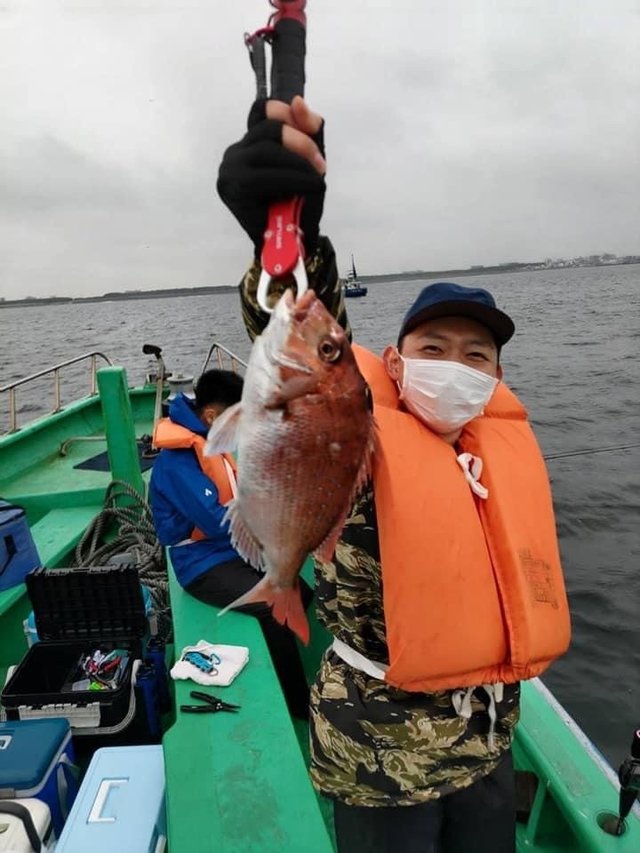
[
  {"x1": 0, "y1": 390, "x2": 154, "y2": 516},
  {"x1": 97, "y1": 367, "x2": 145, "y2": 500},
  {"x1": 0, "y1": 585, "x2": 26, "y2": 617},
  {"x1": 163, "y1": 564, "x2": 334, "y2": 853},
  {"x1": 0, "y1": 397, "x2": 104, "y2": 484},
  {"x1": 298, "y1": 558, "x2": 332, "y2": 682},
  {"x1": 296, "y1": 559, "x2": 336, "y2": 841},
  {"x1": 30, "y1": 505, "x2": 104, "y2": 567},
  {"x1": 515, "y1": 679, "x2": 640, "y2": 851}
]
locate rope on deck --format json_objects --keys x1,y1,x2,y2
[{"x1": 75, "y1": 480, "x2": 172, "y2": 642}]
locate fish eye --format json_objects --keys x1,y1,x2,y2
[{"x1": 318, "y1": 336, "x2": 342, "y2": 363}]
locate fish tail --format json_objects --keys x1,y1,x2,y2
[
  {"x1": 271, "y1": 582, "x2": 310, "y2": 646},
  {"x1": 217, "y1": 576, "x2": 310, "y2": 646}
]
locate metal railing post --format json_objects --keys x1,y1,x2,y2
[
  {"x1": 9, "y1": 388, "x2": 16, "y2": 433},
  {"x1": 53, "y1": 368, "x2": 61, "y2": 412},
  {"x1": 199, "y1": 342, "x2": 248, "y2": 376},
  {"x1": 0, "y1": 351, "x2": 113, "y2": 433}
]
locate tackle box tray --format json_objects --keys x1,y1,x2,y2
[{"x1": 1, "y1": 566, "x2": 147, "y2": 735}]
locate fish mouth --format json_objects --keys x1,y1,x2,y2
[
  {"x1": 267, "y1": 289, "x2": 314, "y2": 375},
  {"x1": 290, "y1": 289, "x2": 317, "y2": 322},
  {"x1": 277, "y1": 288, "x2": 317, "y2": 321}
]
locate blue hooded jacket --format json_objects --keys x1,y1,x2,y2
[{"x1": 149, "y1": 393, "x2": 239, "y2": 588}]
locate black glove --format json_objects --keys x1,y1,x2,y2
[{"x1": 217, "y1": 100, "x2": 326, "y2": 258}]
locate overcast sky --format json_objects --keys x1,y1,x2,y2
[{"x1": 1, "y1": 0, "x2": 639, "y2": 298}]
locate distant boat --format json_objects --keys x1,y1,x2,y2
[{"x1": 343, "y1": 255, "x2": 368, "y2": 298}]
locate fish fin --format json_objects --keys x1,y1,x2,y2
[
  {"x1": 205, "y1": 402, "x2": 242, "y2": 455},
  {"x1": 264, "y1": 375, "x2": 319, "y2": 410},
  {"x1": 313, "y1": 508, "x2": 350, "y2": 564},
  {"x1": 314, "y1": 422, "x2": 378, "y2": 565},
  {"x1": 271, "y1": 580, "x2": 310, "y2": 645},
  {"x1": 217, "y1": 576, "x2": 310, "y2": 645},
  {"x1": 224, "y1": 500, "x2": 263, "y2": 570},
  {"x1": 352, "y1": 420, "x2": 378, "y2": 499}
]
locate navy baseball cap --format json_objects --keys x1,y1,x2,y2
[{"x1": 397, "y1": 282, "x2": 515, "y2": 346}]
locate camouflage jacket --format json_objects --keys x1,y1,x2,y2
[{"x1": 239, "y1": 237, "x2": 520, "y2": 806}]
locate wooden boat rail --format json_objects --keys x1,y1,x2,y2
[{"x1": 0, "y1": 351, "x2": 113, "y2": 433}]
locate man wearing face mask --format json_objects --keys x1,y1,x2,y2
[
  {"x1": 217, "y1": 97, "x2": 571, "y2": 853},
  {"x1": 149, "y1": 368, "x2": 313, "y2": 719}
]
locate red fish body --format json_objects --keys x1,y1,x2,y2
[{"x1": 205, "y1": 290, "x2": 375, "y2": 643}]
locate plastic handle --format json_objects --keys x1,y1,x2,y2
[
  {"x1": 87, "y1": 778, "x2": 129, "y2": 823},
  {"x1": 259, "y1": 1, "x2": 308, "y2": 310},
  {"x1": 258, "y1": 198, "x2": 308, "y2": 312},
  {"x1": 262, "y1": 198, "x2": 304, "y2": 276},
  {"x1": 0, "y1": 534, "x2": 16, "y2": 575},
  {"x1": 269, "y1": 0, "x2": 307, "y2": 102},
  {"x1": 271, "y1": 16, "x2": 306, "y2": 104},
  {"x1": 0, "y1": 802, "x2": 42, "y2": 852}
]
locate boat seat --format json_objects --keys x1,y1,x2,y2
[
  {"x1": 162, "y1": 558, "x2": 334, "y2": 853},
  {"x1": 30, "y1": 505, "x2": 103, "y2": 568}
]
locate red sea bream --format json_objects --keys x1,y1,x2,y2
[{"x1": 205, "y1": 289, "x2": 375, "y2": 643}]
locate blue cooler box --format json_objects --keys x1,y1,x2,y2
[
  {"x1": 0, "y1": 501, "x2": 41, "y2": 592},
  {"x1": 55, "y1": 744, "x2": 166, "y2": 853},
  {"x1": 0, "y1": 717, "x2": 78, "y2": 837}
]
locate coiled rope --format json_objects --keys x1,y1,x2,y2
[{"x1": 75, "y1": 480, "x2": 172, "y2": 642}]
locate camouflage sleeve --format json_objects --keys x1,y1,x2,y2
[
  {"x1": 315, "y1": 486, "x2": 389, "y2": 663},
  {"x1": 239, "y1": 235, "x2": 352, "y2": 343}
]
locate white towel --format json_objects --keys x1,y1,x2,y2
[{"x1": 170, "y1": 640, "x2": 249, "y2": 687}]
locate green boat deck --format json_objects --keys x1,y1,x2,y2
[
  {"x1": 0, "y1": 389, "x2": 154, "y2": 516},
  {"x1": 1, "y1": 365, "x2": 638, "y2": 851},
  {"x1": 164, "y1": 558, "x2": 335, "y2": 852}
]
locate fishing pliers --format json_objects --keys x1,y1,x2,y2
[{"x1": 180, "y1": 690, "x2": 241, "y2": 714}]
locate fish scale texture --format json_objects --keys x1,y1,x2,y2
[{"x1": 233, "y1": 291, "x2": 373, "y2": 583}]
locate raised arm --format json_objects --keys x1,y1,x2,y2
[{"x1": 217, "y1": 97, "x2": 351, "y2": 341}]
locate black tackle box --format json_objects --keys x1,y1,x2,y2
[{"x1": 1, "y1": 566, "x2": 158, "y2": 751}]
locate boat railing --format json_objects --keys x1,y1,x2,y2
[
  {"x1": 199, "y1": 342, "x2": 248, "y2": 376},
  {"x1": 0, "y1": 351, "x2": 114, "y2": 433}
]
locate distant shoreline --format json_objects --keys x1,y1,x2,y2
[{"x1": 1, "y1": 257, "x2": 638, "y2": 309}]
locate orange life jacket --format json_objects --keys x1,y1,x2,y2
[
  {"x1": 352, "y1": 344, "x2": 571, "y2": 692},
  {"x1": 153, "y1": 419, "x2": 237, "y2": 541}
]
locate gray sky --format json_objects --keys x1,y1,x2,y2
[{"x1": 1, "y1": 0, "x2": 639, "y2": 298}]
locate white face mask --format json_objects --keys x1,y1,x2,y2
[{"x1": 399, "y1": 358, "x2": 498, "y2": 434}]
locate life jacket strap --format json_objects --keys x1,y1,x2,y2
[
  {"x1": 452, "y1": 683, "x2": 505, "y2": 752},
  {"x1": 456, "y1": 452, "x2": 489, "y2": 499},
  {"x1": 331, "y1": 637, "x2": 388, "y2": 681}
]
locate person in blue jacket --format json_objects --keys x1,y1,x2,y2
[{"x1": 150, "y1": 369, "x2": 312, "y2": 718}]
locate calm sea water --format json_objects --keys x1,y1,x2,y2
[{"x1": 1, "y1": 264, "x2": 639, "y2": 767}]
